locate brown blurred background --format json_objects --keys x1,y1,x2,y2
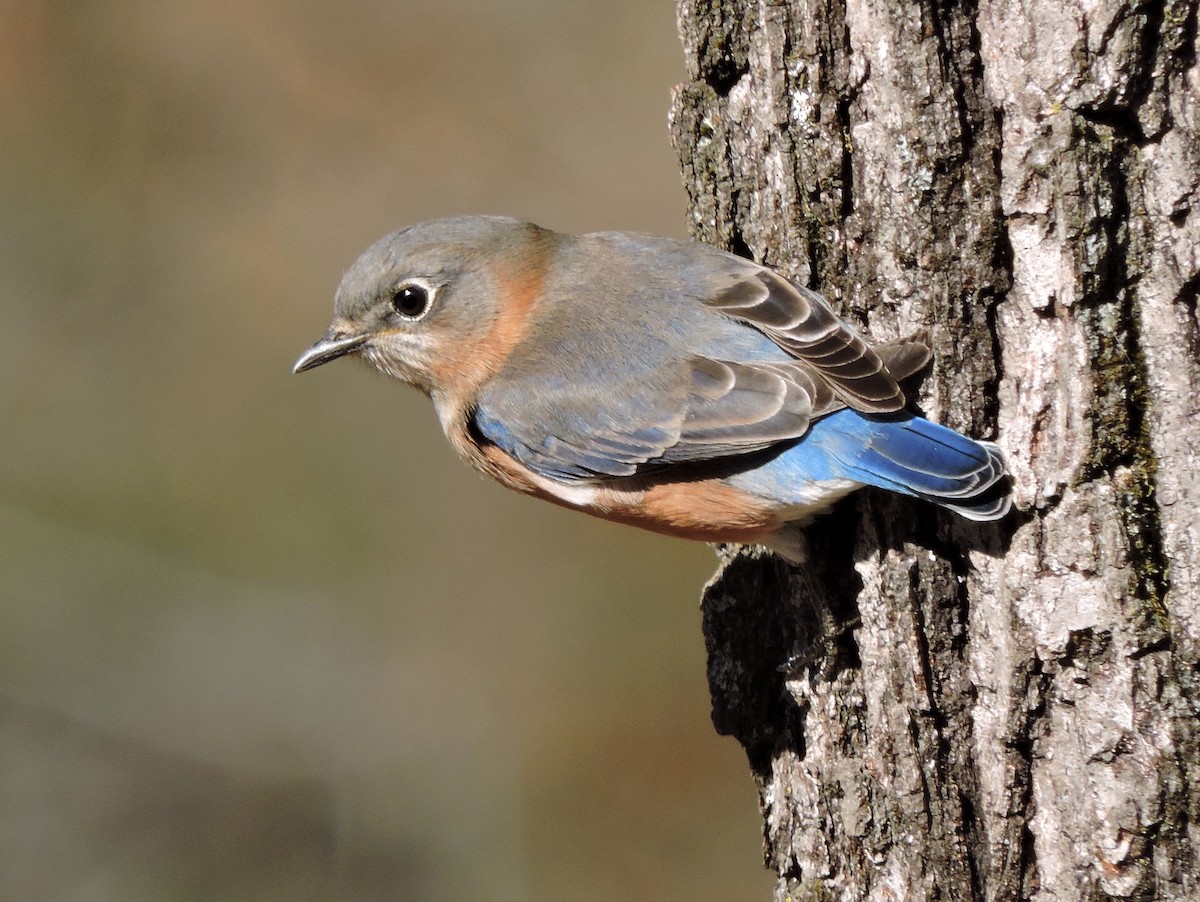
[{"x1": 0, "y1": 1, "x2": 773, "y2": 899}]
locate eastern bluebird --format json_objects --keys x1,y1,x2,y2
[{"x1": 294, "y1": 216, "x2": 1009, "y2": 558}]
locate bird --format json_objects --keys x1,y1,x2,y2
[{"x1": 294, "y1": 216, "x2": 1009, "y2": 559}]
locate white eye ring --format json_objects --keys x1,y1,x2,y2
[{"x1": 391, "y1": 279, "x2": 435, "y2": 320}]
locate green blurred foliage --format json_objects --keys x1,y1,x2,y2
[{"x1": 0, "y1": 1, "x2": 772, "y2": 899}]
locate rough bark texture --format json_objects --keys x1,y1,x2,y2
[{"x1": 670, "y1": 1, "x2": 1199, "y2": 899}]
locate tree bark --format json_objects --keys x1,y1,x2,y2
[{"x1": 670, "y1": 1, "x2": 1199, "y2": 899}]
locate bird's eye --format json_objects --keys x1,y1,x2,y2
[{"x1": 391, "y1": 284, "x2": 429, "y2": 319}]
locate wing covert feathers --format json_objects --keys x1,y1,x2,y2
[{"x1": 706, "y1": 269, "x2": 920, "y2": 413}]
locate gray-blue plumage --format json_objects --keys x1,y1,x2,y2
[
  {"x1": 295, "y1": 216, "x2": 1011, "y2": 541},
  {"x1": 468, "y1": 229, "x2": 1006, "y2": 519}
]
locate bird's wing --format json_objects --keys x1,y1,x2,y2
[
  {"x1": 473, "y1": 353, "x2": 863, "y2": 481},
  {"x1": 702, "y1": 265, "x2": 914, "y2": 412}
]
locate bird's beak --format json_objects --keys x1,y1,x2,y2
[{"x1": 292, "y1": 332, "x2": 369, "y2": 373}]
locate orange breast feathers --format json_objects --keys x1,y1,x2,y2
[{"x1": 459, "y1": 437, "x2": 784, "y2": 544}]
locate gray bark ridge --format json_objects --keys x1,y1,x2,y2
[{"x1": 671, "y1": 0, "x2": 1199, "y2": 899}]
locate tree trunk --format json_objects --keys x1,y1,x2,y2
[{"x1": 669, "y1": 0, "x2": 1199, "y2": 899}]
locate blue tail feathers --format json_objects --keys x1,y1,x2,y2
[{"x1": 803, "y1": 410, "x2": 1011, "y2": 521}]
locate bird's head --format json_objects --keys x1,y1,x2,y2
[{"x1": 293, "y1": 216, "x2": 554, "y2": 396}]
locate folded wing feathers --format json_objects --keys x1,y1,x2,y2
[
  {"x1": 876, "y1": 339, "x2": 933, "y2": 381},
  {"x1": 662, "y1": 359, "x2": 823, "y2": 461},
  {"x1": 707, "y1": 268, "x2": 913, "y2": 413}
]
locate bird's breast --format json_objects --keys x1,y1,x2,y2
[{"x1": 443, "y1": 412, "x2": 785, "y2": 542}]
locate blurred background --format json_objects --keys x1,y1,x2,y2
[{"x1": 0, "y1": 1, "x2": 773, "y2": 899}]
